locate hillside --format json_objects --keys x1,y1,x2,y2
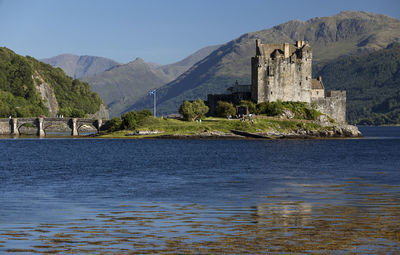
[
  {"x1": 128, "y1": 11, "x2": 400, "y2": 117},
  {"x1": 41, "y1": 54, "x2": 120, "y2": 78},
  {"x1": 159, "y1": 45, "x2": 221, "y2": 81},
  {"x1": 81, "y1": 45, "x2": 220, "y2": 117},
  {"x1": 0, "y1": 47, "x2": 105, "y2": 118},
  {"x1": 83, "y1": 57, "x2": 172, "y2": 117},
  {"x1": 316, "y1": 43, "x2": 400, "y2": 125}
]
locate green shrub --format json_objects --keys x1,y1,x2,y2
[
  {"x1": 255, "y1": 101, "x2": 321, "y2": 120},
  {"x1": 121, "y1": 109, "x2": 153, "y2": 130},
  {"x1": 103, "y1": 117, "x2": 122, "y2": 132},
  {"x1": 239, "y1": 100, "x2": 257, "y2": 113},
  {"x1": 216, "y1": 101, "x2": 236, "y2": 117},
  {"x1": 257, "y1": 101, "x2": 284, "y2": 116}
]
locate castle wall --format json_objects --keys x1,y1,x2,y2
[
  {"x1": 311, "y1": 88, "x2": 324, "y2": 99},
  {"x1": 314, "y1": 90, "x2": 347, "y2": 123},
  {"x1": 251, "y1": 41, "x2": 312, "y2": 104}
]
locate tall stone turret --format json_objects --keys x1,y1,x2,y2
[
  {"x1": 251, "y1": 40, "x2": 312, "y2": 103},
  {"x1": 207, "y1": 40, "x2": 348, "y2": 123}
]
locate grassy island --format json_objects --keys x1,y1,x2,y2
[
  {"x1": 99, "y1": 100, "x2": 361, "y2": 139},
  {"x1": 100, "y1": 116, "x2": 361, "y2": 139}
]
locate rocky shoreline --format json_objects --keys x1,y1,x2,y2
[{"x1": 144, "y1": 124, "x2": 362, "y2": 140}]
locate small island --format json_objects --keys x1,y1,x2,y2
[{"x1": 99, "y1": 100, "x2": 361, "y2": 139}]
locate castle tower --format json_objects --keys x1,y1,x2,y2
[{"x1": 251, "y1": 40, "x2": 312, "y2": 103}]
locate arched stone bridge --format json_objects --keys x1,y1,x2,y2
[{"x1": 0, "y1": 117, "x2": 108, "y2": 136}]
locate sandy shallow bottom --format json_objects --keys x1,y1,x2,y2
[{"x1": 1, "y1": 181, "x2": 399, "y2": 254}]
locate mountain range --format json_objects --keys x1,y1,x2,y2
[
  {"x1": 42, "y1": 11, "x2": 400, "y2": 124},
  {"x1": 129, "y1": 11, "x2": 400, "y2": 117},
  {"x1": 43, "y1": 45, "x2": 219, "y2": 116}
]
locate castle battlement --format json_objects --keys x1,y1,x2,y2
[
  {"x1": 255, "y1": 40, "x2": 310, "y2": 60},
  {"x1": 326, "y1": 90, "x2": 346, "y2": 98}
]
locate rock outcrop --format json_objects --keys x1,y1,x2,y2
[
  {"x1": 33, "y1": 71, "x2": 59, "y2": 117},
  {"x1": 87, "y1": 104, "x2": 110, "y2": 120}
]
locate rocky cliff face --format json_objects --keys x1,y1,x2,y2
[
  {"x1": 33, "y1": 71, "x2": 59, "y2": 117},
  {"x1": 32, "y1": 71, "x2": 110, "y2": 119},
  {"x1": 87, "y1": 104, "x2": 110, "y2": 120}
]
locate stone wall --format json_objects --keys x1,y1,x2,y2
[
  {"x1": 314, "y1": 90, "x2": 347, "y2": 123},
  {"x1": 0, "y1": 119, "x2": 11, "y2": 135},
  {"x1": 311, "y1": 88, "x2": 324, "y2": 99}
]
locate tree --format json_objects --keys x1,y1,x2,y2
[
  {"x1": 192, "y1": 99, "x2": 209, "y2": 120},
  {"x1": 104, "y1": 117, "x2": 122, "y2": 132},
  {"x1": 216, "y1": 101, "x2": 236, "y2": 117},
  {"x1": 179, "y1": 100, "x2": 195, "y2": 121},
  {"x1": 122, "y1": 111, "x2": 138, "y2": 130},
  {"x1": 121, "y1": 109, "x2": 153, "y2": 130},
  {"x1": 136, "y1": 109, "x2": 152, "y2": 120},
  {"x1": 71, "y1": 108, "x2": 86, "y2": 118},
  {"x1": 179, "y1": 99, "x2": 209, "y2": 121}
]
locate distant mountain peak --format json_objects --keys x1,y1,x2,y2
[
  {"x1": 134, "y1": 57, "x2": 145, "y2": 62},
  {"x1": 128, "y1": 57, "x2": 146, "y2": 65},
  {"x1": 41, "y1": 54, "x2": 120, "y2": 78}
]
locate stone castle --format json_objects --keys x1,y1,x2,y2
[{"x1": 207, "y1": 40, "x2": 346, "y2": 123}]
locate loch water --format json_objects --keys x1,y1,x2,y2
[{"x1": 0, "y1": 126, "x2": 399, "y2": 253}]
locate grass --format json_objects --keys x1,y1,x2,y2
[{"x1": 99, "y1": 116, "x2": 328, "y2": 138}]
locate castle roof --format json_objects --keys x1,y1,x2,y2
[
  {"x1": 311, "y1": 79, "x2": 324, "y2": 90},
  {"x1": 256, "y1": 40, "x2": 310, "y2": 59}
]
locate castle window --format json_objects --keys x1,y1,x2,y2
[
  {"x1": 267, "y1": 66, "x2": 273, "y2": 76},
  {"x1": 306, "y1": 77, "x2": 308, "y2": 80},
  {"x1": 271, "y1": 92, "x2": 273, "y2": 95},
  {"x1": 300, "y1": 82, "x2": 302, "y2": 86}
]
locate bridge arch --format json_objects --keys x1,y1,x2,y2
[
  {"x1": 16, "y1": 119, "x2": 38, "y2": 135},
  {"x1": 43, "y1": 122, "x2": 72, "y2": 135},
  {"x1": 76, "y1": 119, "x2": 101, "y2": 135}
]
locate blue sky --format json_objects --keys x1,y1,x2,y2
[{"x1": 0, "y1": 0, "x2": 399, "y2": 64}]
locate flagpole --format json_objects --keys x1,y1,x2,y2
[
  {"x1": 154, "y1": 90, "x2": 156, "y2": 117},
  {"x1": 149, "y1": 89, "x2": 157, "y2": 117}
]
